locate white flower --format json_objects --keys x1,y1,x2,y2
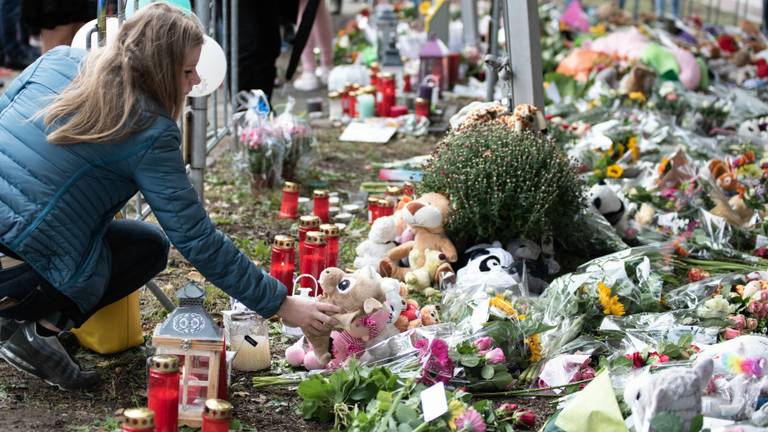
[
  {"x1": 743, "y1": 281, "x2": 761, "y2": 299},
  {"x1": 697, "y1": 295, "x2": 735, "y2": 319}
]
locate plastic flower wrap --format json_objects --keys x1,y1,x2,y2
[
  {"x1": 236, "y1": 90, "x2": 287, "y2": 189},
  {"x1": 273, "y1": 97, "x2": 314, "y2": 182}
]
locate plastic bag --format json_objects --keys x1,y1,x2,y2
[
  {"x1": 273, "y1": 97, "x2": 315, "y2": 182},
  {"x1": 236, "y1": 90, "x2": 285, "y2": 189}
]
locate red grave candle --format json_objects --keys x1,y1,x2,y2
[
  {"x1": 381, "y1": 73, "x2": 396, "y2": 117},
  {"x1": 367, "y1": 196, "x2": 380, "y2": 224},
  {"x1": 278, "y1": 181, "x2": 300, "y2": 219},
  {"x1": 403, "y1": 181, "x2": 415, "y2": 199},
  {"x1": 320, "y1": 224, "x2": 340, "y2": 269},
  {"x1": 147, "y1": 355, "x2": 180, "y2": 432},
  {"x1": 120, "y1": 408, "x2": 154, "y2": 432},
  {"x1": 415, "y1": 97, "x2": 429, "y2": 118},
  {"x1": 202, "y1": 399, "x2": 233, "y2": 432},
  {"x1": 299, "y1": 231, "x2": 327, "y2": 295},
  {"x1": 298, "y1": 215, "x2": 321, "y2": 259},
  {"x1": 376, "y1": 199, "x2": 394, "y2": 219},
  {"x1": 269, "y1": 235, "x2": 296, "y2": 291},
  {"x1": 313, "y1": 189, "x2": 330, "y2": 223}
]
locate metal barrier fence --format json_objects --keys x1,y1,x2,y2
[{"x1": 628, "y1": 0, "x2": 763, "y2": 24}]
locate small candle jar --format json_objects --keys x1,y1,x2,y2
[
  {"x1": 357, "y1": 87, "x2": 376, "y2": 119},
  {"x1": 121, "y1": 408, "x2": 154, "y2": 432},
  {"x1": 341, "y1": 84, "x2": 353, "y2": 115},
  {"x1": 381, "y1": 73, "x2": 396, "y2": 117},
  {"x1": 269, "y1": 235, "x2": 296, "y2": 291},
  {"x1": 313, "y1": 189, "x2": 330, "y2": 223},
  {"x1": 403, "y1": 182, "x2": 415, "y2": 199},
  {"x1": 385, "y1": 186, "x2": 402, "y2": 206},
  {"x1": 369, "y1": 70, "x2": 379, "y2": 88},
  {"x1": 403, "y1": 72, "x2": 413, "y2": 93},
  {"x1": 147, "y1": 355, "x2": 180, "y2": 432},
  {"x1": 415, "y1": 97, "x2": 430, "y2": 118},
  {"x1": 278, "y1": 182, "x2": 300, "y2": 219},
  {"x1": 328, "y1": 91, "x2": 343, "y2": 121},
  {"x1": 300, "y1": 231, "x2": 327, "y2": 294},
  {"x1": 229, "y1": 313, "x2": 271, "y2": 371},
  {"x1": 298, "y1": 215, "x2": 321, "y2": 259},
  {"x1": 320, "y1": 224, "x2": 340, "y2": 269},
  {"x1": 377, "y1": 199, "x2": 394, "y2": 219},
  {"x1": 367, "y1": 196, "x2": 380, "y2": 224},
  {"x1": 348, "y1": 90, "x2": 359, "y2": 118},
  {"x1": 202, "y1": 399, "x2": 233, "y2": 432}
]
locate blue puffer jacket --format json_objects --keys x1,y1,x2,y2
[{"x1": 0, "y1": 47, "x2": 287, "y2": 316}]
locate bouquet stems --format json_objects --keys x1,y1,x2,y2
[{"x1": 470, "y1": 379, "x2": 593, "y2": 398}]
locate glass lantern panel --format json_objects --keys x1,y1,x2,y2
[{"x1": 179, "y1": 354, "x2": 210, "y2": 411}]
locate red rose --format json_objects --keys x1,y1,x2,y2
[
  {"x1": 625, "y1": 352, "x2": 646, "y2": 368},
  {"x1": 513, "y1": 410, "x2": 536, "y2": 429},
  {"x1": 688, "y1": 268, "x2": 710, "y2": 283}
]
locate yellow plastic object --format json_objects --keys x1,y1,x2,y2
[{"x1": 71, "y1": 290, "x2": 144, "y2": 354}]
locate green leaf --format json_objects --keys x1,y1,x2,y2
[
  {"x1": 395, "y1": 404, "x2": 420, "y2": 424},
  {"x1": 297, "y1": 378, "x2": 332, "y2": 400},
  {"x1": 678, "y1": 333, "x2": 693, "y2": 348},
  {"x1": 481, "y1": 364, "x2": 496, "y2": 380},
  {"x1": 689, "y1": 415, "x2": 703, "y2": 432},
  {"x1": 650, "y1": 412, "x2": 684, "y2": 432},
  {"x1": 461, "y1": 355, "x2": 481, "y2": 368}
]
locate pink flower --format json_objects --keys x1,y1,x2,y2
[
  {"x1": 497, "y1": 403, "x2": 518, "y2": 414},
  {"x1": 723, "y1": 328, "x2": 742, "y2": 340},
  {"x1": 747, "y1": 301, "x2": 762, "y2": 315},
  {"x1": 661, "y1": 188, "x2": 678, "y2": 199},
  {"x1": 474, "y1": 337, "x2": 493, "y2": 351},
  {"x1": 485, "y1": 348, "x2": 506, "y2": 365},
  {"x1": 729, "y1": 315, "x2": 746, "y2": 331},
  {"x1": 760, "y1": 291, "x2": 768, "y2": 302},
  {"x1": 579, "y1": 367, "x2": 596, "y2": 380},
  {"x1": 625, "y1": 352, "x2": 646, "y2": 368},
  {"x1": 455, "y1": 408, "x2": 486, "y2": 432},
  {"x1": 747, "y1": 318, "x2": 759, "y2": 330},
  {"x1": 513, "y1": 409, "x2": 536, "y2": 429}
]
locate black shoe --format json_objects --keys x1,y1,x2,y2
[
  {"x1": 0, "y1": 321, "x2": 101, "y2": 391},
  {"x1": 0, "y1": 318, "x2": 19, "y2": 346}
]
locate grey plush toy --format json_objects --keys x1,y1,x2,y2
[{"x1": 623, "y1": 358, "x2": 714, "y2": 432}]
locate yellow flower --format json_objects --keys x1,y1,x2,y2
[
  {"x1": 525, "y1": 334, "x2": 542, "y2": 362},
  {"x1": 597, "y1": 281, "x2": 625, "y2": 316},
  {"x1": 628, "y1": 92, "x2": 646, "y2": 103},
  {"x1": 448, "y1": 399, "x2": 465, "y2": 430},
  {"x1": 627, "y1": 136, "x2": 639, "y2": 162},
  {"x1": 590, "y1": 23, "x2": 606, "y2": 36},
  {"x1": 606, "y1": 164, "x2": 624, "y2": 179},
  {"x1": 587, "y1": 99, "x2": 600, "y2": 109},
  {"x1": 419, "y1": 1, "x2": 432, "y2": 16},
  {"x1": 490, "y1": 295, "x2": 518, "y2": 318}
]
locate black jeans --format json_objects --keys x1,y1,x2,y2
[{"x1": 0, "y1": 220, "x2": 169, "y2": 327}]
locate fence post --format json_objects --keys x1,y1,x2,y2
[
  {"x1": 189, "y1": 0, "x2": 210, "y2": 201},
  {"x1": 502, "y1": 0, "x2": 544, "y2": 111},
  {"x1": 460, "y1": 0, "x2": 479, "y2": 48},
  {"x1": 485, "y1": 0, "x2": 501, "y2": 101}
]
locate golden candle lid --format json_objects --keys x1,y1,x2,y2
[
  {"x1": 385, "y1": 186, "x2": 402, "y2": 196},
  {"x1": 319, "y1": 224, "x2": 340, "y2": 238},
  {"x1": 380, "y1": 72, "x2": 394, "y2": 79},
  {"x1": 328, "y1": 91, "x2": 340, "y2": 98},
  {"x1": 351, "y1": 83, "x2": 361, "y2": 90},
  {"x1": 203, "y1": 399, "x2": 233, "y2": 420},
  {"x1": 306, "y1": 231, "x2": 327, "y2": 245},
  {"x1": 370, "y1": 61, "x2": 380, "y2": 70},
  {"x1": 122, "y1": 408, "x2": 154, "y2": 429},
  {"x1": 149, "y1": 354, "x2": 179, "y2": 373},
  {"x1": 377, "y1": 199, "x2": 394, "y2": 208},
  {"x1": 282, "y1": 181, "x2": 299, "y2": 193},
  {"x1": 367, "y1": 196, "x2": 381, "y2": 205},
  {"x1": 363, "y1": 85, "x2": 377, "y2": 94},
  {"x1": 313, "y1": 189, "x2": 329, "y2": 199},
  {"x1": 273, "y1": 235, "x2": 295, "y2": 249},
  {"x1": 415, "y1": 97, "x2": 428, "y2": 104},
  {"x1": 299, "y1": 215, "x2": 321, "y2": 228}
]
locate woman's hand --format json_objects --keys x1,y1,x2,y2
[{"x1": 277, "y1": 295, "x2": 342, "y2": 336}]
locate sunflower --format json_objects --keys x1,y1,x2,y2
[
  {"x1": 490, "y1": 295, "x2": 518, "y2": 318},
  {"x1": 597, "y1": 281, "x2": 625, "y2": 316},
  {"x1": 627, "y1": 136, "x2": 639, "y2": 161},
  {"x1": 525, "y1": 334, "x2": 543, "y2": 362},
  {"x1": 447, "y1": 399, "x2": 466, "y2": 431},
  {"x1": 628, "y1": 91, "x2": 647, "y2": 103},
  {"x1": 419, "y1": 1, "x2": 432, "y2": 16},
  {"x1": 606, "y1": 164, "x2": 624, "y2": 179}
]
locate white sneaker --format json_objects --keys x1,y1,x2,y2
[
  {"x1": 316, "y1": 66, "x2": 331, "y2": 84},
  {"x1": 293, "y1": 71, "x2": 320, "y2": 91}
]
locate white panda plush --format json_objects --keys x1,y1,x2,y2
[
  {"x1": 589, "y1": 181, "x2": 629, "y2": 235},
  {"x1": 456, "y1": 242, "x2": 520, "y2": 295},
  {"x1": 738, "y1": 116, "x2": 768, "y2": 140}
]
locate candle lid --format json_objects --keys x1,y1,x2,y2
[
  {"x1": 320, "y1": 224, "x2": 340, "y2": 238},
  {"x1": 203, "y1": 399, "x2": 233, "y2": 420},
  {"x1": 283, "y1": 181, "x2": 299, "y2": 193},
  {"x1": 328, "y1": 91, "x2": 340, "y2": 98},
  {"x1": 380, "y1": 72, "x2": 394, "y2": 80},
  {"x1": 313, "y1": 190, "x2": 329, "y2": 199},
  {"x1": 306, "y1": 231, "x2": 327, "y2": 245},
  {"x1": 367, "y1": 196, "x2": 381, "y2": 205},
  {"x1": 386, "y1": 186, "x2": 402, "y2": 196},
  {"x1": 299, "y1": 215, "x2": 321, "y2": 228},
  {"x1": 415, "y1": 97, "x2": 428, "y2": 104},
  {"x1": 342, "y1": 204, "x2": 361, "y2": 213},
  {"x1": 363, "y1": 85, "x2": 377, "y2": 94},
  {"x1": 149, "y1": 354, "x2": 179, "y2": 373},
  {"x1": 273, "y1": 235, "x2": 295, "y2": 249},
  {"x1": 122, "y1": 408, "x2": 154, "y2": 429},
  {"x1": 377, "y1": 199, "x2": 394, "y2": 208}
]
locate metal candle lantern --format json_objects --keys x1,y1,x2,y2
[
  {"x1": 418, "y1": 35, "x2": 450, "y2": 91},
  {"x1": 375, "y1": 5, "x2": 400, "y2": 67},
  {"x1": 151, "y1": 282, "x2": 228, "y2": 428}
]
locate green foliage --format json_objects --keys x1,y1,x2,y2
[
  {"x1": 420, "y1": 124, "x2": 586, "y2": 246},
  {"x1": 649, "y1": 412, "x2": 705, "y2": 432}
]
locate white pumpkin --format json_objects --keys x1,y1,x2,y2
[{"x1": 327, "y1": 65, "x2": 370, "y2": 92}]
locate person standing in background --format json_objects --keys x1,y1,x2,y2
[
  {"x1": 0, "y1": 0, "x2": 37, "y2": 69},
  {"x1": 292, "y1": 0, "x2": 334, "y2": 92},
  {"x1": 22, "y1": 0, "x2": 96, "y2": 54}
]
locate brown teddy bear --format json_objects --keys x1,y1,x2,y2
[
  {"x1": 305, "y1": 266, "x2": 387, "y2": 367},
  {"x1": 379, "y1": 192, "x2": 457, "y2": 285}
]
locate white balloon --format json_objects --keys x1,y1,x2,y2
[
  {"x1": 72, "y1": 17, "x2": 120, "y2": 50},
  {"x1": 188, "y1": 35, "x2": 227, "y2": 98}
]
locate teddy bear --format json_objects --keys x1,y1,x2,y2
[
  {"x1": 379, "y1": 192, "x2": 457, "y2": 286},
  {"x1": 420, "y1": 305, "x2": 440, "y2": 326},
  {"x1": 353, "y1": 216, "x2": 398, "y2": 269},
  {"x1": 404, "y1": 249, "x2": 447, "y2": 293},
  {"x1": 624, "y1": 358, "x2": 713, "y2": 432},
  {"x1": 303, "y1": 266, "x2": 388, "y2": 367},
  {"x1": 395, "y1": 298, "x2": 421, "y2": 332}
]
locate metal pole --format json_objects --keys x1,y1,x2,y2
[
  {"x1": 231, "y1": 0, "x2": 240, "y2": 151},
  {"x1": 97, "y1": 0, "x2": 108, "y2": 46},
  {"x1": 146, "y1": 280, "x2": 176, "y2": 312},
  {"x1": 485, "y1": 0, "x2": 500, "y2": 101},
  {"x1": 460, "y1": 0, "x2": 479, "y2": 49},
  {"x1": 189, "y1": 0, "x2": 210, "y2": 201},
  {"x1": 633, "y1": 0, "x2": 640, "y2": 20},
  {"x1": 734, "y1": 0, "x2": 740, "y2": 24},
  {"x1": 502, "y1": 0, "x2": 544, "y2": 110},
  {"x1": 714, "y1": 0, "x2": 721, "y2": 24}
]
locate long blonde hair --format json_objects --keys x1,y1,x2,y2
[{"x1": 45, "y1": 3, "x2": 204, "y2": 144}]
